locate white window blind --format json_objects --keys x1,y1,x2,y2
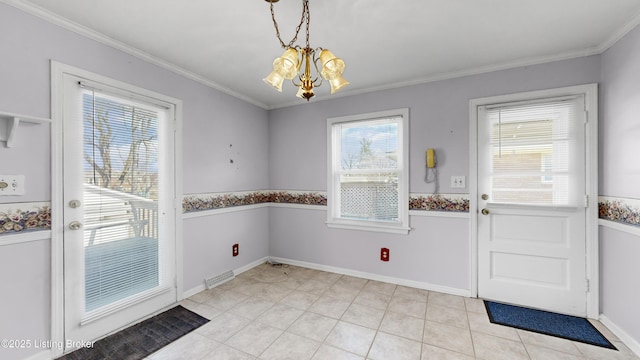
[
  {"x1": 484, "y1": 98, "x2": 581, "y2": 206},
  {"x1": 327, "y1": 109, "x2": 409, "y2": 234},
  {"x1": 82, "y1": 87, "x2": 161, "y2": 312}
]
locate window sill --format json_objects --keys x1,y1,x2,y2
[{"x1": 325, "y1": 220, "x2": 410, "y2": 235}]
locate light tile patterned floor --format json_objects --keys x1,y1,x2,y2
[{"x1": 148, "y1": 263, "x2": 639, "y2": 360}]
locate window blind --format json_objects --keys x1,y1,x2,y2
[
  {"x1": 82, "y1": 87, "x2": 160, "y2": 312},
  {"x1": 484, "y1": 98, "x2": 580, "y2": 206}
]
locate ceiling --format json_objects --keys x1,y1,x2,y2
[{"x1": 13, "y1": 0, "x2": 640, "y2": 109}]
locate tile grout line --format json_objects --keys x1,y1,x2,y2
[
  {"x1": 464, "y1": 297, "x2": 479, "y2": 360},
  {"x1": 363, "y1": 282, "x2": 395, "y2": 360}
]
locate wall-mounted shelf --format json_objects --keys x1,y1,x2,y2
[{"x1": 0, "y1": 111, "x2": 51, "y2": 148}]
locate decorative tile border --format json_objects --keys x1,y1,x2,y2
[
  {"x1": 0, "y1": 192, "x2": 472, "y2": 234},
  {"x1": 269, "y1": 191, "x2": 328, "y2": 206},
  {"x1": 0, "y1": 202, "x2": 52, "y2": 235},
  {"x1": 182, "y1": 190, "x2": 327, "y2": 213},
  {"x1": 598, "y1": 196, "x2": 640, "y2": 227},
  {"x1": 409, "y1": 193, "x2": 470, "y2": 212},
  {"x1": 183, "y1": 191, "x2": 470, "y2": 214}
]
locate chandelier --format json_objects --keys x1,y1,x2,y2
[{"x1": 263, "y1": 0, "x2": 349, "y2": 101}]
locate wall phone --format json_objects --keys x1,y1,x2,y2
[
  {"x1": 426, "y1": 148, "x2": 436, "y2": 168},
  {"x1": 425, "y1": 148, "x2": 438, "y2": 192}
]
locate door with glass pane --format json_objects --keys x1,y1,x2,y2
[
  {"x1": 62, "y1": 73, "x2": 176, "y2": 345},
  {"x1": 477, "y1": 96, "x2": 587, "y2": 316}
]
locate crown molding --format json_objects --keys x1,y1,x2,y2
[
  {"x1": 596, "y1": 9, "x2": 640, "y2": 53},
  {"x1": 268, "y1": 46, "x2": 602, "y2": 109},
  {"x1": 2, "y1": 0, "x2": 270, "y2": 110},
  {"x1": 5, "y1": 0, "x2": 640, "y2": 111}
]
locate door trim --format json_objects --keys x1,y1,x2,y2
[
  {"x1": 469, "y1": 83, "x2": 599, "y2": 318},
  {"x1": 50, "y1": 61, "x2": 184, "y2": 357}
]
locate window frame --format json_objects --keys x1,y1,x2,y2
[{"x1": 326, "y1": 108, "x2": 410, "y2": 234}]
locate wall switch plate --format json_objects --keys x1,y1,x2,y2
[
  {"x1": 450, "y1": 176, "x2": 466, "y2": 189},
  {"x1": 0, "y1": 175, "x2": 25, "y2": 195}
]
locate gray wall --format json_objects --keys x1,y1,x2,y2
[
  {"x1": 183, "y1": 208, "x2": 269, "y2": 291},
  {"x1": 600, "y1": 23, "x2": 640, "y2": 345},
  {"x1": 269, "y1": 57, "x2": 601, "y2": 193},
  {"x1": 0, "y1": 4, "x2": 269, "y2": 360},
  {"x1": 268, "y1": 56, "x2": 600, "y2": 289}
]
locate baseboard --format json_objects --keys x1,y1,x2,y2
[
  {"x1": 600, "y1": 314, "x2": 640, "y2": 357},
  {"x1": 182, "y1": 283, "x2": 206, "y2": 299},
  {"x1": 182, "y1": 256, "x2": 268, "y2": 299},
  {"x1": 235, "y1": 256, "x2": 269, "y2": 276},
  {"x1": 268, "y1": 256, "x2": 471, "y2": 297}
]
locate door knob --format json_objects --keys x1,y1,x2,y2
[
  {"x1": 68, "y1": 221, "x2": 82, "y2": 230},
  {"x1": 481, "y1": 208, "x2": 490, "y2": 215}
]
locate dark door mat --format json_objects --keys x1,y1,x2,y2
[
  {"x1": 58, "y1": 305, "x2": 209, "y2": 360},
  {"x1": 484, "y1": 300, "x2": 616, "y2": 350}
]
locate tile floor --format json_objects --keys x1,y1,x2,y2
[{"x1": 148, "y1": 263, "x2": 639, "y2": 360}]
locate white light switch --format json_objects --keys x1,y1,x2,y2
[
  {"x1": 450, "y1": 176, "x2": 466, "y2": 189},
  {"x1": 0, "y1": 175, "x2": 25, "y2": 195}
]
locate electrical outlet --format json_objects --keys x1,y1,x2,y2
[
  {"x1": 232, "y1": 243, "x2": 239, "y2": 257},
  {"x1": 450, "y1": 176, "x2": 466, "y2": 189},
  {"x1": 0, "y1": 175, "x2": 25, "y2": 195},
  {"x1": 380, "y1": 248, "x2": 390, "y2": 262}
]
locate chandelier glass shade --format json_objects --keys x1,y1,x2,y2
[
  {"x1": 263, "y1": 0, "x2": 349, "y2": 101},
  {"x1": 263, "y1": 48, "x2": 300, "y2": 92}
]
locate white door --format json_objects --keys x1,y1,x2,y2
[
  {"x1": 477, "y1": 96, "x2": 587, "y2": 316},
  {"x1": 61, "y1": 73, "x2": 177, "y2": 346}
]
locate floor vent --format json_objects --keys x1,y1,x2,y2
[{"x1": 205, "y1": 270, "x2": 235, "y2": 289}]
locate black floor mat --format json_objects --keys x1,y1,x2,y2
[{"x1": 59, "y1": 305, "x2": 209, "y2": 360}]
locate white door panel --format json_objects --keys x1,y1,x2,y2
[
  {"x1": 491, "y1": 213, "x2": 569, "y2": 245},
  {"x1": 491, "y1": 254, "x2": 568, "y2": 286},
  {"x1": 477, "y1": 96, "x2": 587, "y2": 316}
]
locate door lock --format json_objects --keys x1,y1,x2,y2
[
  {"x1": 481, "y1": 208, "x2": 490, "y2": 215},
  {"x1": 69, "y1": 200, "x2": 81, "y2": 208},
  {"x1": 481, "y1": 194, "x2": 489, "y2": 200}
]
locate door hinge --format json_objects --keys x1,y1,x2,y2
[
  {"x1": 584, "y1": 195, "x2": 589, "y2": 208},
  {"x1": 584, "y1": 110, "x2": 588, "y2": 124},
  {"x1": 586, "y1": 279, "x2": 590, "y2": 293}
]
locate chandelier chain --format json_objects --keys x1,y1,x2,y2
[
  {"x1": 269, "y1": 0, "x2": 309, "y2": 49},
  {"x1": 304, "y1": 0, "x2": 310, "y2": 48}
]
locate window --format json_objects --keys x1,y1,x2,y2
[
  {"x1": 327, "y1": 108, "x2": 409, "y2": 234},
  {"x1": 81, "y1": 87, "x2": 163, "y2": 311}
]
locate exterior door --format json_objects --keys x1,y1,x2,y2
[
  {"x1": 61, "y1": 72, "x2": 177, "y2": 347},
  {"x1": 477, "y1": 96, "x2": 587, "y2": 316}
]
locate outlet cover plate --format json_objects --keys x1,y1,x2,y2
[{"x1": 450, "y1": 176, "x2": 466, "y2": 189}]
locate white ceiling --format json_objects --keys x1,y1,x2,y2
[{"x1": 13, "y1": 0, "x2": 640, "y2": 109}]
